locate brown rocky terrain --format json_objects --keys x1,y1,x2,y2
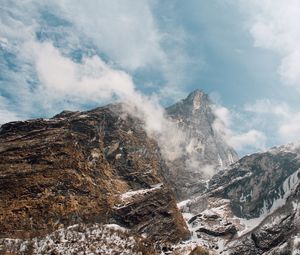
[{"x1": 0, "y1": 104, "x2": 189, "y2": 246}]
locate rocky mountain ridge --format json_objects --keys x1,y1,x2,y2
[
  {"x1": 0, "y1": 90, "x2": 299, "y2": 255},
  {"x1": 0, "y1": 104, "x2": 189, "y2": 254}
]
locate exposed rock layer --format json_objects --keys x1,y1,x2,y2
[{"x1": 0, "y1": 105, "x2": 189, "y2": 243}]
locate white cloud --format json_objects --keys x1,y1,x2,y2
[
  {"x1": 213, "y1": 106, "x2": 231, "y2": 126},
  {"x1": 25, "y1": 41, "x2": 135, "y2": 104},
  {"x1": 244, "y1": 99, "x2": 290, "y2": 117},
  {"x1": 279, "y1": 113, "x2": 300, "y2": 140},
  {"x1": 241, "y1": 0, "x2": 300, "y2": 89},
  {"x1": 229, "y1": 130, "x2": 266, "y2": 151},
  {"x1": 0, "y1": 1, "x2": 188, "y2": 162},
  {"x1": 0, "y1": 0, "x2": 190, "y2": 124},
  {"x1": 22, "y1": 40, "x2": 185, "y2": 161},
  {"x1": 213, "y1": 105, "x2": 267, "y2": 152},
  {"x1": 0, "y1": 97, "x2": 20, "y2": 124},
  {"x1": 48, "y1": 0, "x2": 189, "y2": 94},
  {"x1": 54, "y1": 0, "x2": 164, "y2": 71},
  {"x1": 244, "y1": 98, "x2": 300, "y2": 144}
]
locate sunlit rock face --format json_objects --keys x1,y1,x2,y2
[
  {"x1": 0, "y1": 104, "x2": 189, "y2": 245},
  {"x1": 165, "y1": 90, "x2": 238, "y2": 200}
]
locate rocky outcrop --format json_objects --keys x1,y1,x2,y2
[
  {"x1": 228, "y1": 179, "x2": 300, "y2": 255},
  {"x1": 165, "y1": 90, "x2": 238, "y2": 200},
  {"x1": 0, "y1": 104, "x2": 189, "y2": 244},
  {"x1": 180, "y1": 143, "x2": 300, "y2": 254},
  {"x1": 208, "y1": 143, "x2": 300, "y2": 219}
]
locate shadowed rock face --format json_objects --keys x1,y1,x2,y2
[
  {"x1": 180, "y1": 143, "x2": 300, "y2": 254},
  {"x1": 165, "y1": 90, "x2": 238, "y2": 200},
  {"x1": 228, "y1": 180, "x2": 300, "y2": 255},
  {"x1": 217, "y1": 145, "x2": 300, "y2": 255},
  {"x1": 0, "y1": 104, "x2": 189, "y2": 243},
  {"x1": 208, "y1": 145, "x2": 300, "y2": 219}
]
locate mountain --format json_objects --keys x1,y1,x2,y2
[
  {"x1": 0, "y1": 104, "x2": 189, "y2": 254},
  {"x1": 0, "y1": 90, "x2": 299, "y2": 255},
  {"x1": 165, "y1": 90, "x2": 239, "y2": 200},
  {"x1": 180, "y1": 143, "x2": 300, "y2": 254}
]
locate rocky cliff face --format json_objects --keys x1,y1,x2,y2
[
  {"x1": 165, "y1": 90, "x2": 238, "y2": 200},
  {"x1": 179, "y1": 143, "x2": 300, "y2": 254},
  {"x1": 208, "y1": 143, "x2": 300, "y2": 219},
  {"x1": 228, "y1": 182, "x2": 300, "y2": 255},
  {"x1": 0, "y1": 104, "x2": 189, "y2": 251},
  {"x1": 223, "y1": 144, "x2": 300, "y2": 255}
]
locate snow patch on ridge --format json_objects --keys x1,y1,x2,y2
[
  {"x1": 238, "y1": 169, "x2": 299, "y2": 236},
  {"x1": 119, "y1": 183, "x2": 163, "y2": 201}
]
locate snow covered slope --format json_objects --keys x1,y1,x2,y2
[
  {"x1": 0, "y1": 223, "x2": 153, "y2": 255},
  {"x1": 178, "y1": 143, "x2": 300, "y2": 254}
]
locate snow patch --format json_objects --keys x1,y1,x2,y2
[
  {"x1": 0, "y1": 223, "x2": 142, "y2": 255},
  {"x1": 115, "y1": 183, "x2": 163, "y2": 207},
  {"x1": 237, "y1": 169, "x2": 299, "y2": 236},
  {"x1": 293, "y1": 235, "x2": 300, "y2": 255}
]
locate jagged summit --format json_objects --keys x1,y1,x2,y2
[
  {"x1": 165, "y1": 90, "x2": 239, "y2": 200},
  {"x1": 167, "y1": 89, "x2": 212, "y2": 116},
  {"x1": 185, "y1": 89, "x2": 209, "y2": 110}
]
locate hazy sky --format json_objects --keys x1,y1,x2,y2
[{"x1": 1, "y1": 1, "x2": 300, "y2": 156}]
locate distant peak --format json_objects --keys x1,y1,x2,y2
[
  {"x1": 165, "y1": 89, "x2": 211, "y2": 114},
  {"x1": 188, "y1": 89, "x2": 205, "y2": 97},
  {"x1": 186, "y1": 90, "x2": 208, "y2": 101},
  {"x1": 185, "y1": 89, "x2": 209, "y2": 110}
]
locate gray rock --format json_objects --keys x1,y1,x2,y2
[{"x1": 165, "y1": 90, "x2": 238, "y2": 200}]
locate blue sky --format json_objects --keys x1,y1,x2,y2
[{"x1": 1, "y1": 0, "x2": 300, "y2": 156}]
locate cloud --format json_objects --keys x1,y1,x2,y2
[
  {"x1": 3, "y1": 0, "x2": 293, "y2": 159},
  {"x1": 23, "y1": 40, "x2": 185, "y2": 162},
  {"x1": 229, "y1": 130, "x2": 266, "y2": 152},
  {"x1": 279, "y1": 113, "x2": 300, "y2": 140},
  {"x1": 53, "y1": 0, "x2": 164, "y2": 71},
  {"x1": 241, "y1": 0, "x2": 300, "y2": 90},
  {"x1": 26, "y1": 41, "x2": 135, "y2": 104},
  {"x1": 43, "y1": 0, "x2": 189, "y2": 96},
  {"x1": 244, "y1": 98, "x2": 300, "y2": 145},
  {"x1": 0, "y1": 1, "x2": 188, "y2": 162},
  {"x1": 213, "y1": 105, "x2": 267, "y2": 152},
  {"x1": 0, "y1": 0, "x2": 190, "y2": 124},
  {"x1": 244, "y1": 99, "x2": 290, "y2": 117},
  {"x1": 0, "y1": 97, "x2": 20, "y2": 124}
]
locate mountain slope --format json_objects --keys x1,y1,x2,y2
[
  {"x1": 165, "y1": 90, "x2": 238, "y2": 200},
  {"x1": 179, "y1": 143, "x2": 300, "y2": 254},
  {"x1": 0, "y1": 104, "x2": 189, "y2": 248}
]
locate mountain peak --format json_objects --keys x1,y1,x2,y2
[
  {"x1": 187, "y1": 89, "x2": 205, "y2": 97},
  {"x1": 166, "y1": 89, "x2": 212, "y2": 117},
  {"x1": 165, "y1": 90, "x2": 239, "y2": 199},
  {"x1": 184, "y1": 89, "x2": 210, "y2": 111}
]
